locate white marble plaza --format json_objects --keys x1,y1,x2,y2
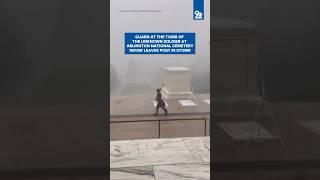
[
  {"x1": 298, "y1": 120, "x2": 320, "y2": 136},
  {"x1": 218, "y1": 121, "x2": 277, "y2": 140},
  {"x1": 110, "y1": 136, "x2": 210, "y2": 180},
  {"x1": 203, "y1": 99, "x2": 210, "y2": 105},
  {"x1": 178, "y1": 100, "x2": 197, "y2": 107}
]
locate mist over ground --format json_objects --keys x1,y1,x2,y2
[{"x1": 110, "y1": 57, "x2": 210, "y2": 95}]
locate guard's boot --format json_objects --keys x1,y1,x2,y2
[{"x1": 164, "y1": 109, "x2": 168, "y2": 116}]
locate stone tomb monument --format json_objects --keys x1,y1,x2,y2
[
  {"x1": 212, "y1": 17, "x2": 260, "y2": 117},
  {"x1": 162, "y1": 67, "x2": 193, "y2": 99}
]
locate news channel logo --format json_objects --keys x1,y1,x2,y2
[
  {"x1": 194, "y1": 10, "x2": 203, "y2": 20},
  {"x1": 193, "y1": 0, "x2": 204, "y2": 20}
]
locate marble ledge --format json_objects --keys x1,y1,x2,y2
[{"x1": 110, "y1": 136, "x2": 210, "y2": 168}]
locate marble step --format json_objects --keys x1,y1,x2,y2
[{"x1": 213, "y1": 95, "x2": 274, "y2": 118}]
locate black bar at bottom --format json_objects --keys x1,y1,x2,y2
[
  {"x1": 213, "y1": 160, "x2": 320, "y2": 172},
  {"x1": 0, "y1": 166, "x2": 107, "y2": 177}
]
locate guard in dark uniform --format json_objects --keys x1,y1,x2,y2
[{"x1": 153, "y1": 84, "x2": 168, "y2": 116}]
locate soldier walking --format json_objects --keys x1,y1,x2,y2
[{"x1": 153, "y1": 84, "x2": 168, "y2": 116}]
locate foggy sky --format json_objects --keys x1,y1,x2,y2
[
  {"x1": 110, "y1": 0, "x2": 210, "y2": 95},
  {"x1": 214, "y1": 0, "x2": 320, "y2": 100}
]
